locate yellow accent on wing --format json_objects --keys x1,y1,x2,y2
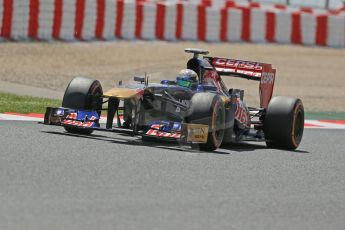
[{"x1": 103, "y1": 88, "x2": 139, "y2": 99}]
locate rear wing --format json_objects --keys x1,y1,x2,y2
[{"x1": 204, "y1": 57, "x2": 276, "y2": 109}]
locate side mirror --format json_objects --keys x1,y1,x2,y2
[{"x1": 133, "y1": 76, "x2": 145, "y2": 83}]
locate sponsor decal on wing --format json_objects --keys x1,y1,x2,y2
[
  {"x1": 63, "y1": 113, "x2": 97, "y2": 127},
  {"x1": 145, "y1": 123, "x2": 181, "y2": 139},
  {"x1": 212, "y1": 58, "x2": 263, "y2": 78}
]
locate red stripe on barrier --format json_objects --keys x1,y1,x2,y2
[
  {"x1": 28, "y1": 0, "x2": 39, "y2": 39},
  {"x1": 135, "y1": 3, "x2": 144, "y2": 39},
  {"x1": 239, "y1": 7, "x2": 251, "y2": 42},
  {"x1": 1, "y1": 0, "x2": 13, "y2": 38},
  {"x1": 197, "y1": 5, "x2": 206, "y2": 41},
  {"x1": 225, "y1": 0, "x2": 236, "y2": 8},
  {"x1": 249, "y1": 2, "x2": 260, "y2": 8},
  {"x1": 300, "y1": 7, "x2": 313, "y2": 14},
  {"x1": 274, "y1": 4, "x2": 286, "y2": 10},
  {"x1": 291, "y1": 12, "x2": 302, "y2": 44},
  {"x1": 74, "y1": 0, "x2": 85, "y2": 40},
  {"x1": 316, "y1": 15, "x2": 328, "y2": 46},
  {"x1": 265, "y1": 11, "x2": 275, "y2": 42},
  {"x1": 52, "y1": 0, "x2": 63, "y2": 39},
  {"x1": 155, "y1": 3, "x2": 166, "y2": 40},
  {"x1": 95, "y1": 0, "x2": 105, "y2": 39},
  {"x1": 115, "y1": 0, "x2": 124, "y2": 37},
  {"x1": 220, "y1": 8, "x2": 228, "y2": 41},
  {"x1": 201, "y1": 0, "x2": 212, "y2": 7},
  {"x1": 176, "y1": 3, "x2": 183, "y2": 39}
]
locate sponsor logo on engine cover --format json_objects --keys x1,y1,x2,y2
[{"x1": 213, "y1": 58, "x2": 263, "y2": 70}]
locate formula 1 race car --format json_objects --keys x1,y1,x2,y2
[{"x1": 44, "y1": 48, "x2": 304, "y2": 151}]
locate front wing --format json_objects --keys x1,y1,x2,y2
[{"x1": 43, "y1": 107, "x2": 209, "y2": 144}]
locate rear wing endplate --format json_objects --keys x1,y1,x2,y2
[{"x1": 204, "y1": 57, "x2": 276, "y2": 109}]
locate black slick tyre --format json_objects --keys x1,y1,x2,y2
[
  {"x1": 62, "y1": 77, "x2": 103, "y2": 135},
  {"x1": 264, "y1": 96, "x2": 304, "y2": 150},
  {"x1": 186, "y1": 93, "x2": 225, "y2": 151}
]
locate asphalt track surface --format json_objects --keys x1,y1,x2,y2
[{"x1": 1, "y1": 121, "x2": 345, "y2": 230}]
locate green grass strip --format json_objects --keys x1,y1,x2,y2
[
  {"x1": 1, "y1": 92, "x2": 344, "y2": 120},
  {"x1": 0, "y1": 92, "x2": 61, "y2": 114},
  {"x1": 305, "y1": 112, "x2": 345, "y2": 120}
]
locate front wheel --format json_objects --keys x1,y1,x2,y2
[
  {"x1": 62, "y1": 77, "x2": 103, "y2": 135},
  {"x1": 264, "y1": 96, "x2": 304, "y2": 150},
  {"x1": 185, "y1": 93, "x2": 225, "y2": 151}
]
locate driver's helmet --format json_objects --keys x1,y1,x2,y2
[{"x1": 176, "y1": 69, "x2": 198, "y2": 88}]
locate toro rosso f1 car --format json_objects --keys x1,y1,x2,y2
[{"x1": 44, "y1": 48, "x2": 304, "y2": 151}]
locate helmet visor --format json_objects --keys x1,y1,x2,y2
[{"x1": 177, "y1": 79, "x2": 192, "y2": 88}]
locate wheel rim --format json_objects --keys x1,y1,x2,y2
[
  {"x1": 89, "y1": 83, "x2": 103, "y2": 114},
  {"x1": 293, "y1": 108, "x2": 304, "y2": 145},
  {"x1": 212, "y1": 101, "x2": 225, "y2": 147},
  {"x1": 215, "y1": 107, "x2": 224, "y2": 140}
]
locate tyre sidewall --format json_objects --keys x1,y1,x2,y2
[
  {"x1": 264, "y1": 96, "x2": 304, "y2": 149},
  {"x1": 186, "y1": 93, "x2": 225, "y2": 151},
  {"x1": 62, "y1": 77, "x2": 103, "y2": 135}
]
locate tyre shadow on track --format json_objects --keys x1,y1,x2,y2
[
  {"x1": 222, "y1": 142, "x2": 309, "y2": 154},
  {"x1": 42, "y1": 131, "x2": 308, "y2": 154}
]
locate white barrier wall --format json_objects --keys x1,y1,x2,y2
[
  {"x1": 103, "y1": 0, "x2": 117, "y2": 39},
  {"x1": 227, "y1": 8, "x2": 242, "y2": 42},
  {"x1": 0, "y1": 0, "x2": 344, "y2": 47},
  {"x1": 328, "y1": 15, "x2": 345, "y2": 47},
  {"x1": 206, "y1": 7, "x2": 221, "y2": 42}
]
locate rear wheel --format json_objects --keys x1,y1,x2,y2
[
  {"x1": 186, "y1": 93, "x2": 225, "y2": 151},
  {"x1": 264, "y1": 96, "x2": 304, "y2": 150},
  {"x1": 62, "y1": 77, "x2": 103, "y2": 135}
]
